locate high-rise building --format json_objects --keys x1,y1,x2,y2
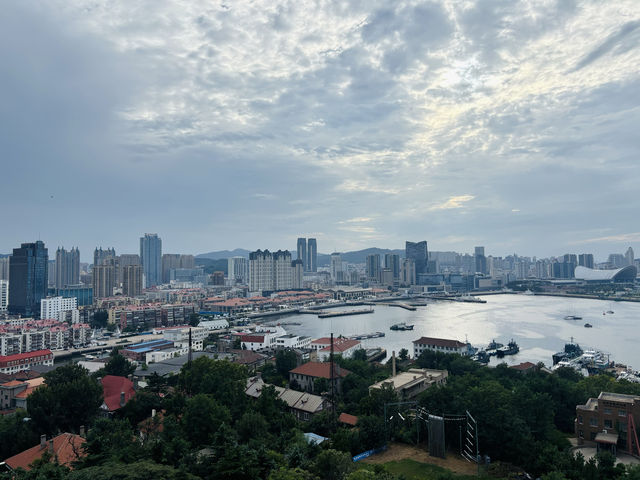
[
  {"x1": 385, "y1": 254, "x2": 400, "y2": 280},
  {"x1": 366, "y1": 254, "x2": 381, "y2": 282},
  {"x1": 41, "y1": 296, "x2": 77, "y2": 320},
  {"x1": 400, "y1": 258, "x2": 416, "y2": 285},
  {"x1": 57, "y1": 285, "x2": 93, "y2": 306},
  {"x1": 228, "y1": 256, "x2": 249, "y2": 285},
  {"x1": 330, "y1": 253, "x2": 342, "y2": 282},
  {"x1": 120, "y1": 254, "x2": 141, "y2": 267},
  {"x1": 55, "y1": 247, "x2": 80, "y2": 289},
  {"x1": 608, "y1": 253, "x2": 626, "y2": 268},
  {"x1": 307, "y1": 238, "x2": 317, "y2": 272},
  {"x1": 94, "y1": 247, "x2": 116, "y2": 267},
  {"x1": 626, "y1": 247, "x2": 634, "y2": 266},
  {"x1": 249, "y1": 250, "x2": 294, "y2": 292},
  {"x1": 563, "y1": 254, "x2": 578, "y2": 265},
  {"x1": 406, "y1": 241, "x2": 428, "y2": 275},
  {"x1": 474, "y1": 247, "x2": 487, "y2": 275},
  {"x1": 93, "y1": 264, "x2": 115, "y2": 299},
  {"x1": 297, "y1": 238, "x2": 307, "y2": 271},
  {"x1": 161, "y1": 254, "x2": 195, "y2": 283},
  {"x1": 8, "y1": 241, "x2": 49, "y2": 317},
  {"x1": 140, "y1": 234, "x2": 162, "y2": 287},
  {"x1": 0, "y1": 257, "x2": 10, "y2": 281},
  {"x1": 578, "y1": 254, "x2": 594, "y2": 269},
  {"x1": 292, "y1": 259, "x2": 303, "y2": 289},
  {"x1": 122, "y1": 265, "x2": 143, "y2": 297},
  {"x1": 47, "y1": 260, "x2": 56, "y2": 287},
  {"x1": 0, "y1": 280, "x2": 8, "y2": 312}
]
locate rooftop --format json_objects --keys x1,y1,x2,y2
[
  {"x1": 4, "y1": 433, "x2": 85, "y2": 471},
  {"x1": 413, "y1": 337, "x2": 466, "y2": 348},
  {"x1": 289, "y1": 362, "x2": 351, "y2": 379}
]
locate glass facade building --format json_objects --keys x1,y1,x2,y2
[{"x1": 8, "y1": 241, "x2": 49, "y2": 317}]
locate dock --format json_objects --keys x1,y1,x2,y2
[
  {"x1": 375, "y1": 302, "x2": 417, "y2": 311},
  {"x1": 347, "y1": 331, "x2": 385, "y2": 340},
  {"x1": 317, "y1": 308, "x2": 374, "y2": 319}
]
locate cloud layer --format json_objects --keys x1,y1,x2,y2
[{"x1": 1, "y1": 0, "x2": 639, "y2": 261}]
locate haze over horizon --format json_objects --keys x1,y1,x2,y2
[{"x1": 2, "y1": 1, "x2": 639, "y2": 262}]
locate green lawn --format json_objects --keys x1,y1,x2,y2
[{"x1": 380, "y1": 459, "x2": 490, "y2": 480}]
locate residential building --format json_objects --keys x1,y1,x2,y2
[
  {"x1": 162, "y1": 326, "x2": 207, "y2": 351},
  {"x1": 400, "y1": 258, "x2": 416, "y2": 285},
  {"x1": 330, "y1": 253, "x2": 342, "y2": 283},
  {"x1": 93, "y1": 264, "x2": 115, "y2": 299},
  {"x1": 228, "y1": 256, "x2": 249, "y2": 285},
  {"x1": 0, "y1": 350, "x2": 54, "y2": 374},
  {"x1": 406, "y1": 241, "x2": 428, "y2": 275},
  {"x1": 369, "y1": 368, "x2": 448, "y2": 400},
  {"x1": 275, "y1": 334, "x2": 312, "y2": 350},
  {"x1": 366, "y1": 254, "x2": 381, "y2": 282},
  {"x1": 311, "y1": 337, "x2": 362, "y2": 361},
  {"x1": 40, "y1": 296, "x2": 77, "y2": 320},
  {"x1": 140, "y1": 234, "x2": 162, "y2": 287},
  {"x1": 93, "y1": 247, "x2": 116, "y2": 267},
  {"x1": 122, "y1": 264, "x2": 143, "y2": 297},
  {"x1": 0, "y1": 257, "x2": 10, "y2": 281},
  {"x1": 0, "y1": 280, "x2": 7, "y2": 313},
  {"x1": 297, "y1": 238, "x2": 307, "y2": 271},
  {"x1": 110, "y1": 304, "x2": 196, "y2": 331},
  {"x1": 246, "y1": 376, "x2": 328, "y2": 421},
  {"x1": 4, "y1": 433, "x2": 86, "y2": 472},
  {"x1": 289, "y1": 361, "x2": 351, "y2": 394},
  {"x1": 385, "y1": 254, "x2": 400, "y2": 281},
  {"x1": 413, "y1": 337, "x2": 471, "y2": 358},
  {"x1": 54, "y1": 247, "x2": 80, "y2": 289},
  {"x1": 101, "y1": 375, "x2": 135, "y2": 415},
  {"x1": 211, "y1": 271, "x2": 225, "y2": 285},
  {"x1": 578, "y1": 254, "x2": 595, "y2": 269},
  {"x1": 162, "y1": 254, "x2": 194, "y2": 283},
  {"x1": 576, "y1": 392, "x2": 640, "y2": 456},
  {"x1": 8, "y1": 241, "x2": 48, "y2": 318},
  {"x1": 292, "y1": 259, "x2": 304, "y2": 289},
  {"x1": 307, "y1": 238, "x2": 317, "y2": 272},
  {"x1": 626, "y1": 247, "x2": 635, "y2": 266},
  {"x1": 249, "y1": 250, "x2": 294, "y2": 292},
  {"x1": 475, "y1": 247, "x2": 487, "y2": 275}
]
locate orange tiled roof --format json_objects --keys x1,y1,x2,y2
[
  {"x1": 289, "y1": 362, "x2": 351, "y2": 379},
  {"x1": 4, "y1": 433, "x2": 85, "y2": 471}
]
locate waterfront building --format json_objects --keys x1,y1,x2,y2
[
  {"x1": 122, "y1": 265, "x2": 143, "y2": 297},
  {"x1": 297, "y1": 238, "x2": 307, "y2": 271},
  {"x1": 578, "y1": 254, "x2": 594, "y2": 269},
  {"x1": 311, "y1": 337, "x2": 361, "y2": 361},
  {"x1": 93, "y1": 264, "x2": 116, "y2": 299},
  {"x1": 608, "y1": 253, "x2": 626, "y2": 268},
  {"x1": 307, "y1": 238, "x2": 317, "y2": 272},
  {"x1": 40, "y1": 296, "x2": 77, "y2": 320},
  {"x1": 0, "y1": 257, "x2": 10, "y2": 281},
  {"x1": 140, "y1": 234, "x2": 162, "y2": 288},
  {"x1": 369, "y1": 368, "x2": 448, "y2": 400},
  {"x1": 400, "y1": 258, "x2": 416, "y2": 285},
  {"x1": 55, "y1": 247, "x2": 80, "y2": 289},
  {"x1": 474, "y1": 246, "x2": 487, "y2": 275},
  {"x1": 57, "y1": 285, "x2": 93, "y2": 307},
  {"x1": 574, "y1": 265, "x2": 637, "y2": 283},
  {"x1": 552, "y1": 260, "x2": 576, "y2": 279},
  {"x1": 413, "y1": 336, "x2": 471, "y2": 358},
  {"x1": 406, "y1": 241, "x2": 428, "y2": 275},
  {"x1": 228, "y1": 256, "x2": 249, "y2": 285},
  {"x1": 8, "y1": 241, "x2": 48, "y2": 318},
  {"x1": 365, "y1": 254, "x2": 381, "y2": 282},
  {"x1": 0, "y1": 280, "x2": 7, "y2": 313}
]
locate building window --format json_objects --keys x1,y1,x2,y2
[
  {"x1": 604, "y1": 419, "x2": 613, "y2": 429},
  {"x1": 578, "y1": 415, "x2": 583, "y2": 425},
  {"x1": 619, "y1": 410, "x2": 626, "y2": 417},
  {"x1": 579, "y1": 430, "x2": 584, "y2": 439},
  {"x1": 604, "y1": 408, "x2": 612, "y2": 415},
  {"x1": 590, "y1": 418, "x2": 598, "y2": 427}
]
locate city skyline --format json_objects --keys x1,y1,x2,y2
[{"x1": 2, "y1": 2, "x2": 639, "y2": 264}]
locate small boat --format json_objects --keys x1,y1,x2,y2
[
  {"x1": 390, "y1": 322, "x2": 414, "y2": 331},
  {"x1": 584, "y1": 323, "x2": 593, "y2": 328},
  {"x1": 487, "y1": 339, "x2": 503, "y2": 350},
  {"x1": 564, "y1": 315, "x2": 582, "y2": 320},
  {"x1": 607, "y1": 310, "x2": 614, "y2": 314}
]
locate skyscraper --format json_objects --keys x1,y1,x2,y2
[
  {"x1": 94, "y1": 247, "x2": 116, "y2": 267},
  {"x1": 55, "y1": 247, "x2": 80, "y2": 289},
  {"x1": 0, "y1": 257, "x2": 10, "y2": 281},
  {"x1": 140, "y1": 234, "x2": 162, "y2": 288},
  {"x1": 330, "y1": 253, "x2": 342, "y2": 282},
  {"x1": 8, "y1": 241, "x2": 48, "y2": 317},
  {"x1": 228, "y1": 256, "x2": 249, "y2": 285},
  {"x1": 578, "y1": 254, "x2": 594, "y2": 269},
  {"x1": 248, "y1": 250, "x2": 293, "y2": 292},
  {"x1": 366, "y1": 254, "x2": 381, "y2": 282},
  {"x1": 297, "y1": 238, "x2": 307, "y2": 271},
  {"x1": 626, "y1": 247, "x2": 634, "y2": 266},
  {"x1": 406, "y1": 241, "x2": 428, "y2": 275},
  {"x1": 307, "y1": 238, "x2": 317, "y2": 272},
  {"x1": 474, "y1": 246, "x2": 487, "y2": 275},
  {"x1": 162, "y1": 254, "x2": 195, "y2": 283},
  {"x1": 385, "y1": 253, "x2": 400, "y2": 280},
  {"x1": 93, "y1": 263, "x2": 115, "y2": 299},
  {"x1": 0, "y1": 280, "x2": 8, "y2": 313},
  {"x1": 122, "y1": 265, "x2": 143, "y2": 297}
]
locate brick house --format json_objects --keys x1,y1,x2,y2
[{"x1": 289, "y1": 362, "x2": 351, "y2": 394}]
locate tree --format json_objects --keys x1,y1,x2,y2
[
  {"x1": 78, "y1": 418, "x2": 145, "y2": 467},
  {"x1": 312, "y1": 449, "x2": 355, "y2": 480},
  {"x1": 92, "y1": 310, "x2": 108, "y2": 329},
  {"x1": 268, "y1": 467, "x2": 320, "y2": 480},
  {"x1": 182, "y1": 394, "x2": 231, "y2": 447},
  {"x1": 28, "y1": 364, "x2": 102, "y2": 435},
  {"x1": 276, "y1": 349, "x2": 298, "y2": 378},
  {"x1": 313, "y1": 377, "x2": 329, "y2": 394},
  {"x1": 189, "y1": 313, "x2": 200, "y2": 327},
  {"x1": 398, "y1": 348, "x2": 408, "y2": 361},
  {"x1": 99, "y1": 353, "x2": 136, "y2": 377},
  {"x1": 352, "y1": 349, "x2": 367, "y2": 362},
  {"x1": 67, "y1": 461, "x2": 200, "y2": 480}
]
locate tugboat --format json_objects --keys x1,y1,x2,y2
[
  {"x1": 497, "y1": 339, "x2": 519, "y2": 356},
  {"x1": 471, "y1": 350, "x2": 490, "y2": 364},
  {"x1": 390, "y1": 322, "x2": 414, "y2": 331}
]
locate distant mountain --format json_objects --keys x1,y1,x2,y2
[
  {"x1": 317, "y1": 247, "x2": 405, "y2": 266},
  {"x1": 196, "y1": 249, "x2": 251, "y2": 260}
]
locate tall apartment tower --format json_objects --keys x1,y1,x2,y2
[
  {"x1": 406, "y1": 241, "x2": 428, "y2": 275},
  {"x1": 94, "y1": 247, "x2": 116, "y2": 267},
  {"x1": 626, "y1": 247, "x2": 635, "y2": 266},
  {"x1": 8, "y1": 241, "x2": 49, "y2": 317},
  {"x1": 330, "y1": 253, "x2": 342, "y2": 282},
  {"x1": 385, "y1": 253, "x2": 400, "y2": 280},
  {"x1": 93, "y1": 264, "x2": 115, "y2": 299},
  {"x1": 0, "y1": 257, "x2": 10, "y2": 281},
  {"x1": 0, "y1": 280, "x2": 8, "y2": 313},
  {"x1": 162, "y1": 254, "x2": 195, "y2": 282},
  {"x1": 228, "y1": 256, "x2": 249, "y2": 285},
  {"x1": 307, "y1": 238, "x2": 317, "y2": 272},
  {"x1": 578, "y1": 254, "x2": 594, "y2": 269},
  {"x1": 248, "y1": 250, "x2": 293, "y2": 292},
  {"x1": 366, "y1": 254, "x2": 381, "y2": 282},
  {"x1": 140, "y1": 234, "x2": 162, "y2": 288},
  {"x1": 122, "y1": 264, "x2": 143, "y2": 297},
  {"x1": 297, "y1": 238, "x2": 307, "y2": 271},
  {"x1": 474, "y1": 246, "x2": 487, "y2": 275},
  {"x1": 55, "y1": 247, "x2": 80, "y2": 289},
  {"x1": 292, "y1": 259, "x2": 304, "y2": 289}
]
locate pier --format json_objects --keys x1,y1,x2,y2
[
  {"x1": 373, "y1": 302, "x2": 417, "y2": 311},
  {"x1": 317, "y1": 308, "x2": 374, "y2": 319}
]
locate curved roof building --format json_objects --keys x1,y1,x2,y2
[{"x1": 575, "y1": 265, "x2": 637, "y2": 283}]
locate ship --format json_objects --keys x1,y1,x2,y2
[
  {"x1": 552, "y1": 340, "x2": 583, "y2": 365},
  {"x1": 564, "y1": 315, "x2": 582, "y2": 320},
  {"x1": 390, "y1": 322, "x2": 414, "y2": 331},
  {"x1": 496, "y1": 339, "x2": 519, "y2": 357},
  {"x1": 471, "y1": 350, "x2": 490, "y2": 364},
  {"x1": 584, "y1": 323, "x2": 593, "y2": 328}
]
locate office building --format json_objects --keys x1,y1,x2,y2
[
  {"x1": 406, "y1": 241, "x2": 428, "y2": 275},
  {"x1": 553, "y1": 261, "x2": 576, "y2": 279},
  {"x1": 47, "y1": 260, "x2": 56, "y2": 287},
  {"x1": 626, "y1": 247, "x2": 635, "y2": 267},
  {"x1": 475, "y1": 247, "x2": 487, "y2": 275},
  {"x1": 366, "y1": 254, "x2": 381, "y2": 282},
  {"x1": 0, "y1": 280, "x2": 8, "y2": 313},
  {"x1": 248, "y1": 250, "x2": 294, "y2": 292},
  {"x1": 609, "y1": 254, "x2": 626, "y2": 268},
  {"x1": 578, "y1": 254, "x2": 595, "y2": 269},
  {"x1": 94, "y1": 247, "x2": 116, "y2": 267},
  {"x1": 330, "y1": 253, "x2": 343, "y2": 283},
  {"x1": 228, "y1": 256, "x2": 249, "y2": 285},
  {"x1": 55, "y1": 247, "x2": 80, "y2": 289},
  {"x1": 41, "y1": 296, "x2": 78, "y2": 320},
  {"x1": 161, "y1": 254, "x2": 194, "y2": 283},
  {"x1": 140, "y1": 234, "x2": 162, "y2": 287},
  {"x1": 292, "y1": 259, "x2": 303, "y2": 289},
  {"x1": 57, "y1": 285, "x2": 93, "y2": 307},
  {"x1": 307, "y1": 238, "x2": 317, "y2": 272},
  {"x1": 0, "y1": 257, "x2": 10, "y2": 281},
  {"x1": 122, "y1": 265, "x2": 143, "y2": 297},
  {"x1": 93, "y1": 264, "x2": 116, "y2": 299},
  {"x1": 385, "y1": 254, "x2": 400, "y2": 280},
  {"x1": 8, "y1": 241, "x2": 48, "y2": 317},
  {"x1": 297, "y1": 238, "x2": 307, "y2": 271}
]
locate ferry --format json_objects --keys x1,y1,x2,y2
[
  {"x1": 390, "y1": 322, "x2": 414, "y2": 331},
  {"x1": 564, "y1": 315, "x2": 583, "y2": 320}
]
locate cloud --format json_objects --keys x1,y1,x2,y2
[
  {"x1": 570, "y1": 232, "x2": 640, "y2": 245},
  {"x1": 429, "y1": 195, "x2": 475, "y2": 211},
  {"x1": 572, "y1": 20, "x2": 640, "y2": 71}
]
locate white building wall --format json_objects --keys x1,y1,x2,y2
[
  {"x1": 41, "y1": 296, "x2": 77, "y2": 320},
  {"x1": 0, "y1": 280, "x2": 8, "y2": 312}
]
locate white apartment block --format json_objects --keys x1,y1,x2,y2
[
  {"x1": 162, "y1": 326, "x2": 207, "y2": 351},
  {"x1": 275, "y1": 334, "x2": 312, "y2": 350},
  {"x1": 41, "y1": 296, "x2": 77, "y2": 320},
  {"x1": 249, "y1": 250, "x2": 295, "y2": 292},
  {"x1": 228, "y1": 256, "x2": 249, "y2": 285},
  {"x1": 0, "y1": 280, "x2": 8, "y2": 312}
]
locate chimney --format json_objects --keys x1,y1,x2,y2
[
  {"x1": 392, "y1": 351, "x2": 396, "y2": 377},
  {"x1": 40, "y1": 435, "x2": 46, "y2": 449},
  {"x1": 120, "y1": 391, "x2": 125, "y2": 407},
  {"x1": 48, "y1": 439, "x2": 54, "y2": 454},
  {"x1": 79, "y1": 425, "x2": 85, "y2": 437}
]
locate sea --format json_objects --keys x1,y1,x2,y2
[{"x1": 277, "y1": 294, "x2": 640, "y2": 369}]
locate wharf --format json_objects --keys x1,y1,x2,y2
[
  {"x1": 317, "y1": 308, "x2": 374, "y2": 319},
  {"x1": 366, "y1": 302, "x2": 416, "y2": 311},
  {"x1": 347, "y1": 331, "x2": 385, "y2": 340}
]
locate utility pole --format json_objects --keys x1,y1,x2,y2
[{"x1": 329, "y1": 332, "x2": 335, "y2": 416}]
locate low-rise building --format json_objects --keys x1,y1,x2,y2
[
  {"x1": 275, "y1": 334, "x2": 311, "y2": 350},
  {"x1": 289, "y1": 361, "x2": 351, "y2": 394},
  {"x1": 0, "y1": 350, "x2": 53, "y2": 375},
  {"x1": 576, "y1": 392, "x2": 640, "y2": 456},
  {"x1": 101, "y1": 375, "x2": 135, "y2": 416},
  {"x1": 161, "y1": 326, "x2": 207, "y2": 351},
  {"x1": 413, "y1": 337, "x2": 471, "y2": 358},
  {"x1": 4, "y1": 433, "x2": 86, "y2": 472},
  {"x1": 369, "y1": 368, "x2": 448, "y2": 400},
  {"x1": 245, "y1": 376, "x2": 328, "y2": 421},
  {"x1": 121, "y1": 339, "x2": 175, "y2": 363},
  {"x1": 311, "y1": 337, "x2": 362, "y2": 361}
]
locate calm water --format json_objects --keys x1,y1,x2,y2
[{"x1": 281, "y1": 294, "x2": 640, "y2": 368}]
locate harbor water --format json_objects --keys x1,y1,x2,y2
[{"x1": 280, "y1": 294, "x2": 640, "y2": 368}]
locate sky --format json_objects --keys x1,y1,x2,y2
[{"x1": 1, "y1": 0, "x2": 639, "y2": 263}]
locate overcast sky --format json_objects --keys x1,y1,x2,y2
[{"x1": 1, "y1": 1, "x2": 639, "y2": 262}]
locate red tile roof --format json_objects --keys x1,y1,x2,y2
[
  {"x1": 4, "y1": 433, "x2": 85, "y2": 471},
  {"x1": 240, "y1": 335, "x2": 265, "y2": 343},
  {"x1": 412, "y1": 337, "x2": 466, "y2": 348},
  {"x1": 338, "y1": 412, "x2": 358, "y2": 426},
  {"x1": 319, "y1": 339, "x2": 360, "y2": 353},
  {"x1": 511, "y1": 362, "x2": 537, "y2": 371},
  {"x1": 289, "y1": 362, "x2": 351, "y2": 379},
  {"x1": 101, "y1": 375, "x2": 135, "y2": 412},
  {"x1": 0, "y1": 350, "x2": 53, "y2": 363},
  {"x1": 0, "y1": 380, "x2": 27, "y2": 387}
]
